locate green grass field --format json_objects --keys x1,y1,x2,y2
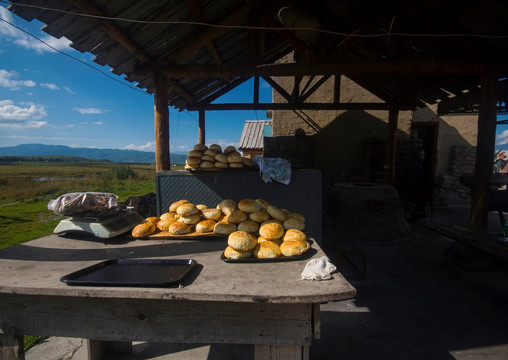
[{"x1": 0, "y1": 160, "x2": 165, "y2": 249}]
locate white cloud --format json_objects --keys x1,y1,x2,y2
[
  {"x1": 40, "y1": 82, "x2": 59, "y2": 90},
  {"x1": 0, "y1": 100, "x2": 48, "y2": 129},
  {"x1": 0, "y1": 7, "x2": 71, "y2": 54},
  {"x1": 93, "y1": 121, "x2": 103, "y2": 125},
  {"x1": 0, "y1": 69, "x2": 36, "y2": 89},
  {"x1": 123, "y1": 142, "x2": 155, "y2": 151},
  {"x1": 63, "y1": 87, "x2": 75, "y2": 94},
  {"x1": 497, "y1": 130, "x2": 508, "y2": 146},
  {"x1": 74, "y1": 107, "x2": 107, "y2": 114}
]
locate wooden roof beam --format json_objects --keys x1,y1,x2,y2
[
  {"x1": 187, "y1": 0, "x2": 222, "y2": 64},
  {"x1": 137, "y1": 59, "x2": 502, "y2": 78}
]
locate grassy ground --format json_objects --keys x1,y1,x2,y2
[{"x1": 0, "y1": 161, "x2": 159, "y2": 249}]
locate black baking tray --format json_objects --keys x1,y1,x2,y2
[
  {"x1": 221, "y1": 247, "x2": 316, "y2": 263},
  {"x1": 60, "y1": 259, "x2": 197, "y2": 287}
]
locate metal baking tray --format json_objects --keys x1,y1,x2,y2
[
  {"x1": 60, "y1": 259, "x2": 197, "y2": 287},
  {"x1": 221, "y1": 248, "x2": 316, "y2": 263}
]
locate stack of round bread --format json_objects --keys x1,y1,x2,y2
[{"x1": 185, "y1": 144, "x2": 254, "y2": 171}]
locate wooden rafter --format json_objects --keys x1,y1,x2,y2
[
  {"x1": 187, "y1": 0, "x2": 222, "y2": 64},
  {"x1": 69, "y1": 0, "x2": 194, "y2": 104}
]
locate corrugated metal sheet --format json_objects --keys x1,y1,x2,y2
[
  {"x1": 238, "y1": 120, "x2": 272, "y2": 151},
  {"x1": 8, "y1": 0, "x2": 508, "y2": 112}
]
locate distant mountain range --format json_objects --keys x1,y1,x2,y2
[{"x1": 0, "y1": 144, "x2": 187, "y2": 164}]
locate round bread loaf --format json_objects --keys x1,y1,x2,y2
[
  {"x1": 185, "y1": 164, "x2": 198, "y2": 171},
  {"x1": 178, "y1": 213, "x2": 201, "y2": 225},
  {"x1": 204, "y1": 149, "x2": 217, "y2": 157},
  {"x1": 170, "y1": 199, "x2": 189, "y2": 213},
  {"x1": 255, "y1": 198, "x2": 271, "y2": 209},
  {"x1": 187, "y1": 150, "x2": 203, "y2": 158},
  {"x1": 227, "y1": 153, "x2": 243, "y2": 163},
  {"x1": 258, "y1": 236, "x2": 283, "y2": 246},
  {"x1": 258, "y1": 220, "x2": 284, "y2": 240},
  {"x1": 280, "y1": 239, "x2": 310, "y2": 257},
  {"x1": 286, "y1": 213, "x2": 306, "y2": 223},
  {"x1": 209, "y1": 144, "x2": 222, "y2": 152},
  {"x1": 238, "y1": 198, "x2": 261, "y2": 213},
  {"x1": 201, "y1": 208, "x2": 222, "y2": 220},
  {"x1": 229, "y1": 162, "x2": 244, "y2": 168},
  {"x1": 214, "y1": 161, "x2": 228, "y2": 169},
  {"x1": 214, "y1": 222, "x2": 237, "y2": 235},
  {"x1": 145, "y1": 217, "x2": 160, "y2": 225},
  {"x1": 254, "y1": 241, "x2": 282, "y2": 259},
  {"x1": 267, "y1": 205, "x2": 287, "y2": 222},
  {"x1": 219, "y1": 199, "x2": 237, "y2": 215},
  {"x1": 196, "y1": 219, "x2": 216, "y2": 233},
  {"x1": 242, "y1": 158, "x2": 254, "y2": 167},
  {"x1": 131, "y1": 222, "x2": 156, "y2": 238},
  {"x1": 186, "y1": 157, "x2": 201, "y2": 166},
  {"x1": 176, "y1": 203, "x2": 198, "y2": 216},
  {"x1": 226, "y1": 209, "x2": 248, "y2": 224},
  {"x1": 223, "y1": 145, "x2": 236, "y2": 155},
  {"x1": 200, "y1": 161, "x2": 215, "y2": 169},
  {"x1": 201, "y1": 155, "x2": 215, "y2": 162},
  {"x1": 228, "y1": 230, "x2": 257, "y2": 251},
  {"x1": 249, "y1": 209, "x2": 270, "y2": 223},
  {"x1": 237, "y1": 219, "x2": 259, "y2": 233},
  {"x1": 224, "y1": 246, "x2": 252, "y2": 259},
  {"x1": 196, "y1": 204, "x2": 208, "y2": 210},
  {"x1": 193, "y1": 143, "x2": 207, "y2": 151},
  {"x1": 168, "y1": 221, "x2": 191, "y2": 235},
  {"x1": 283, "y1": 228, "x2": 307, "y2": 242},
  {"x1": 283, "y1": 217, "x2": 306, "y2": 231},
  {"x1": 157, "y1": 218, "x2": 177, "y2": 231},
  {"x1": 160, "y1": 212, "x2": 177, "y2": 221},
  {"x1": 215, "y1": 153, "x2": 228, "y2": 164}
]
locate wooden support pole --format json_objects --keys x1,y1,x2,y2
[
  {"x1": 470, "y1": 71, "x2": 498, "y2": 232},
  {"x1": 154, "y1": 72, "x2": 170, "y2": 171},
  {"x1": 384, "y1": 108, "x2": 399, "y2": 185},
  {"x1": 198, "y1": 108, "x2": 205, "y2": 145}
]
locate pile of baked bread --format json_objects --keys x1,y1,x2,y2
[
  {"x1": 185, "y1": 144, "x2": 254, "y2": 170},
  {"x1": 131, "y1": 197, "x2": 311, "y2": 259}
]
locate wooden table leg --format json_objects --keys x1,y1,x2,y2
[
  {"x1": 0, "y1": 333, "x2": 24, "y2": 360},
  {"x1": 87, "y1": 339, "x2": 132, "y2": 360},
  {"x1": 254, "y1": 344, "x2": 309, "y2": 360}
]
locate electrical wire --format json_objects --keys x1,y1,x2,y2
[{"x1": 3, "y1": 0, "x2": 508, "y2": 40}]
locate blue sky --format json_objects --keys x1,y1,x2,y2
[{"x1": 0, "y1": 5, "x2": 271, "y2": 153}]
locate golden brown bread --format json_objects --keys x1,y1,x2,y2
[
  {"x1": 249, "y1": 209, "x2": 270, "y2": 223},
  {"x1": 224, "y1": 246, "x2": 253, "y2": 259},
  {"x1": 283, "y1": 217, "x2": 306, "y2": 231},
  {"x1": 131, "y1": 222, "x2": 156, "y2": 238},
  {"x1": 209, "y1": 144, "x2": 222, "y2": 152},
  {"x1": 219, "y1": 199, "x2": 236, "y2": 215},
  {"x1": 283, "y1": 228, "x2": 307, "y2": 242},
  {"x1": 266, "y1": 205, "x2": 287, "y2": 222},
  {"x1": 255, "y1": 198, "x2": 271, "y2": 209},
  {"x1": 214, "y1": 161, "x2": 228, "y2": 169},
  {"x1": 145, "y1": 217, "x2": 160, "y2": 225},
  {"x1": 176, "y1": 203, "x2": 198, "y2": 216},
  {"x1": 258, "y1": 220, "x2": 284, "y2": 240},
  {"x1": 156, "y1": 218, "x2": 177, "y2": 231},
  {"x1": 237, "y1": 219, "x2": 259, "y2": 233},
  {"x1": 187, "y1": 150, "x2": 203, "y2": 158},
  {"x1": 201, "y1": 208, "x2": 222, "y2": 220},
  {"x1": 228, "y1": 230, "x2": 257, "y2": 251},
  {"x1": 215, "y1": 153, "x2": 228, "y2": 164},
  {"x1": 223, "y1": 146, "x2": 236, "y2": 154},
  {"x1": 168, "y1": 221, "x2": 191, "y2": 235},
  {"x1": 169, "y1": 199, "x2": 189, "y2": 213},
  {"x1": 238, "y1": 198, "x2": 261, "y2": 213},
  {"x1": 196, "y1": 219, "x2": 216, "y2": 233},
  {"x1": 226, "y1": 209, "x2": 248, "y2": 224},
  {"x1": 193, "y1": 143, "x2": 207, "y2": 151},
  {"x1": 280, "y1": 239, "x2": 310, "y2": 257},
  {"x1": 213, "y1": 222, "x2": 237, "y2": 235},
  {"x1": 253, "y1": 241, "x2": 282, "y2": 259},
  {"x1": 178, "y1": 213, "x2": 201, "y2": 225},
  {"x1": 257, "y1": 236, "x2": 283, "y2": 246},
  {"x1": 160, "y1": 212, "x2": 177, "y2": 221},
  {"x1": 199, "y1": 161, "x2": 215, "y2": 169}
]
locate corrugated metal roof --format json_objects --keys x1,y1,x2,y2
[
  {"x1": 7, "y1": 1, "x2": 508, "y2": 112},
  {"x1": 238, "y1": 120, "x2": 272, "y2": 151}
]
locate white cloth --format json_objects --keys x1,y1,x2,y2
[{"x1": 301, "y1": 256, "x2": 337, "y2": 281}]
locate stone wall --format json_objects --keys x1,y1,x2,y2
[{"x1": 436, "y1": 146, "x2": 476, "y2": 205}]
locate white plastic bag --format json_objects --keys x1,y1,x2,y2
[
  {"x1": 48, "y1": 192, "x2": 119, "y2": 217},
  {"x1": 253, "y1": 156, "x2": 292, "y2": 185},
  {"x1": 301, "y1": 256, "x2": 337, "y2": 281}
]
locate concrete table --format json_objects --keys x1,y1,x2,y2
[{"x1": 0, "y1": 234, "x2": 356, "y2": 360}]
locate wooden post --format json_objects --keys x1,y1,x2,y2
[
  {"x1": 470, "y1": 71, "x2": 498, "y2": 232},
  {"x1": 198, "y1": 108, "x2": 205, "y2": 145},
  {"x1": 384, "y1": 107, "x2": 399, "y2": 185},
  {"x1": 154, "y1": 71, "x2": 170, "y2": 171}
]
